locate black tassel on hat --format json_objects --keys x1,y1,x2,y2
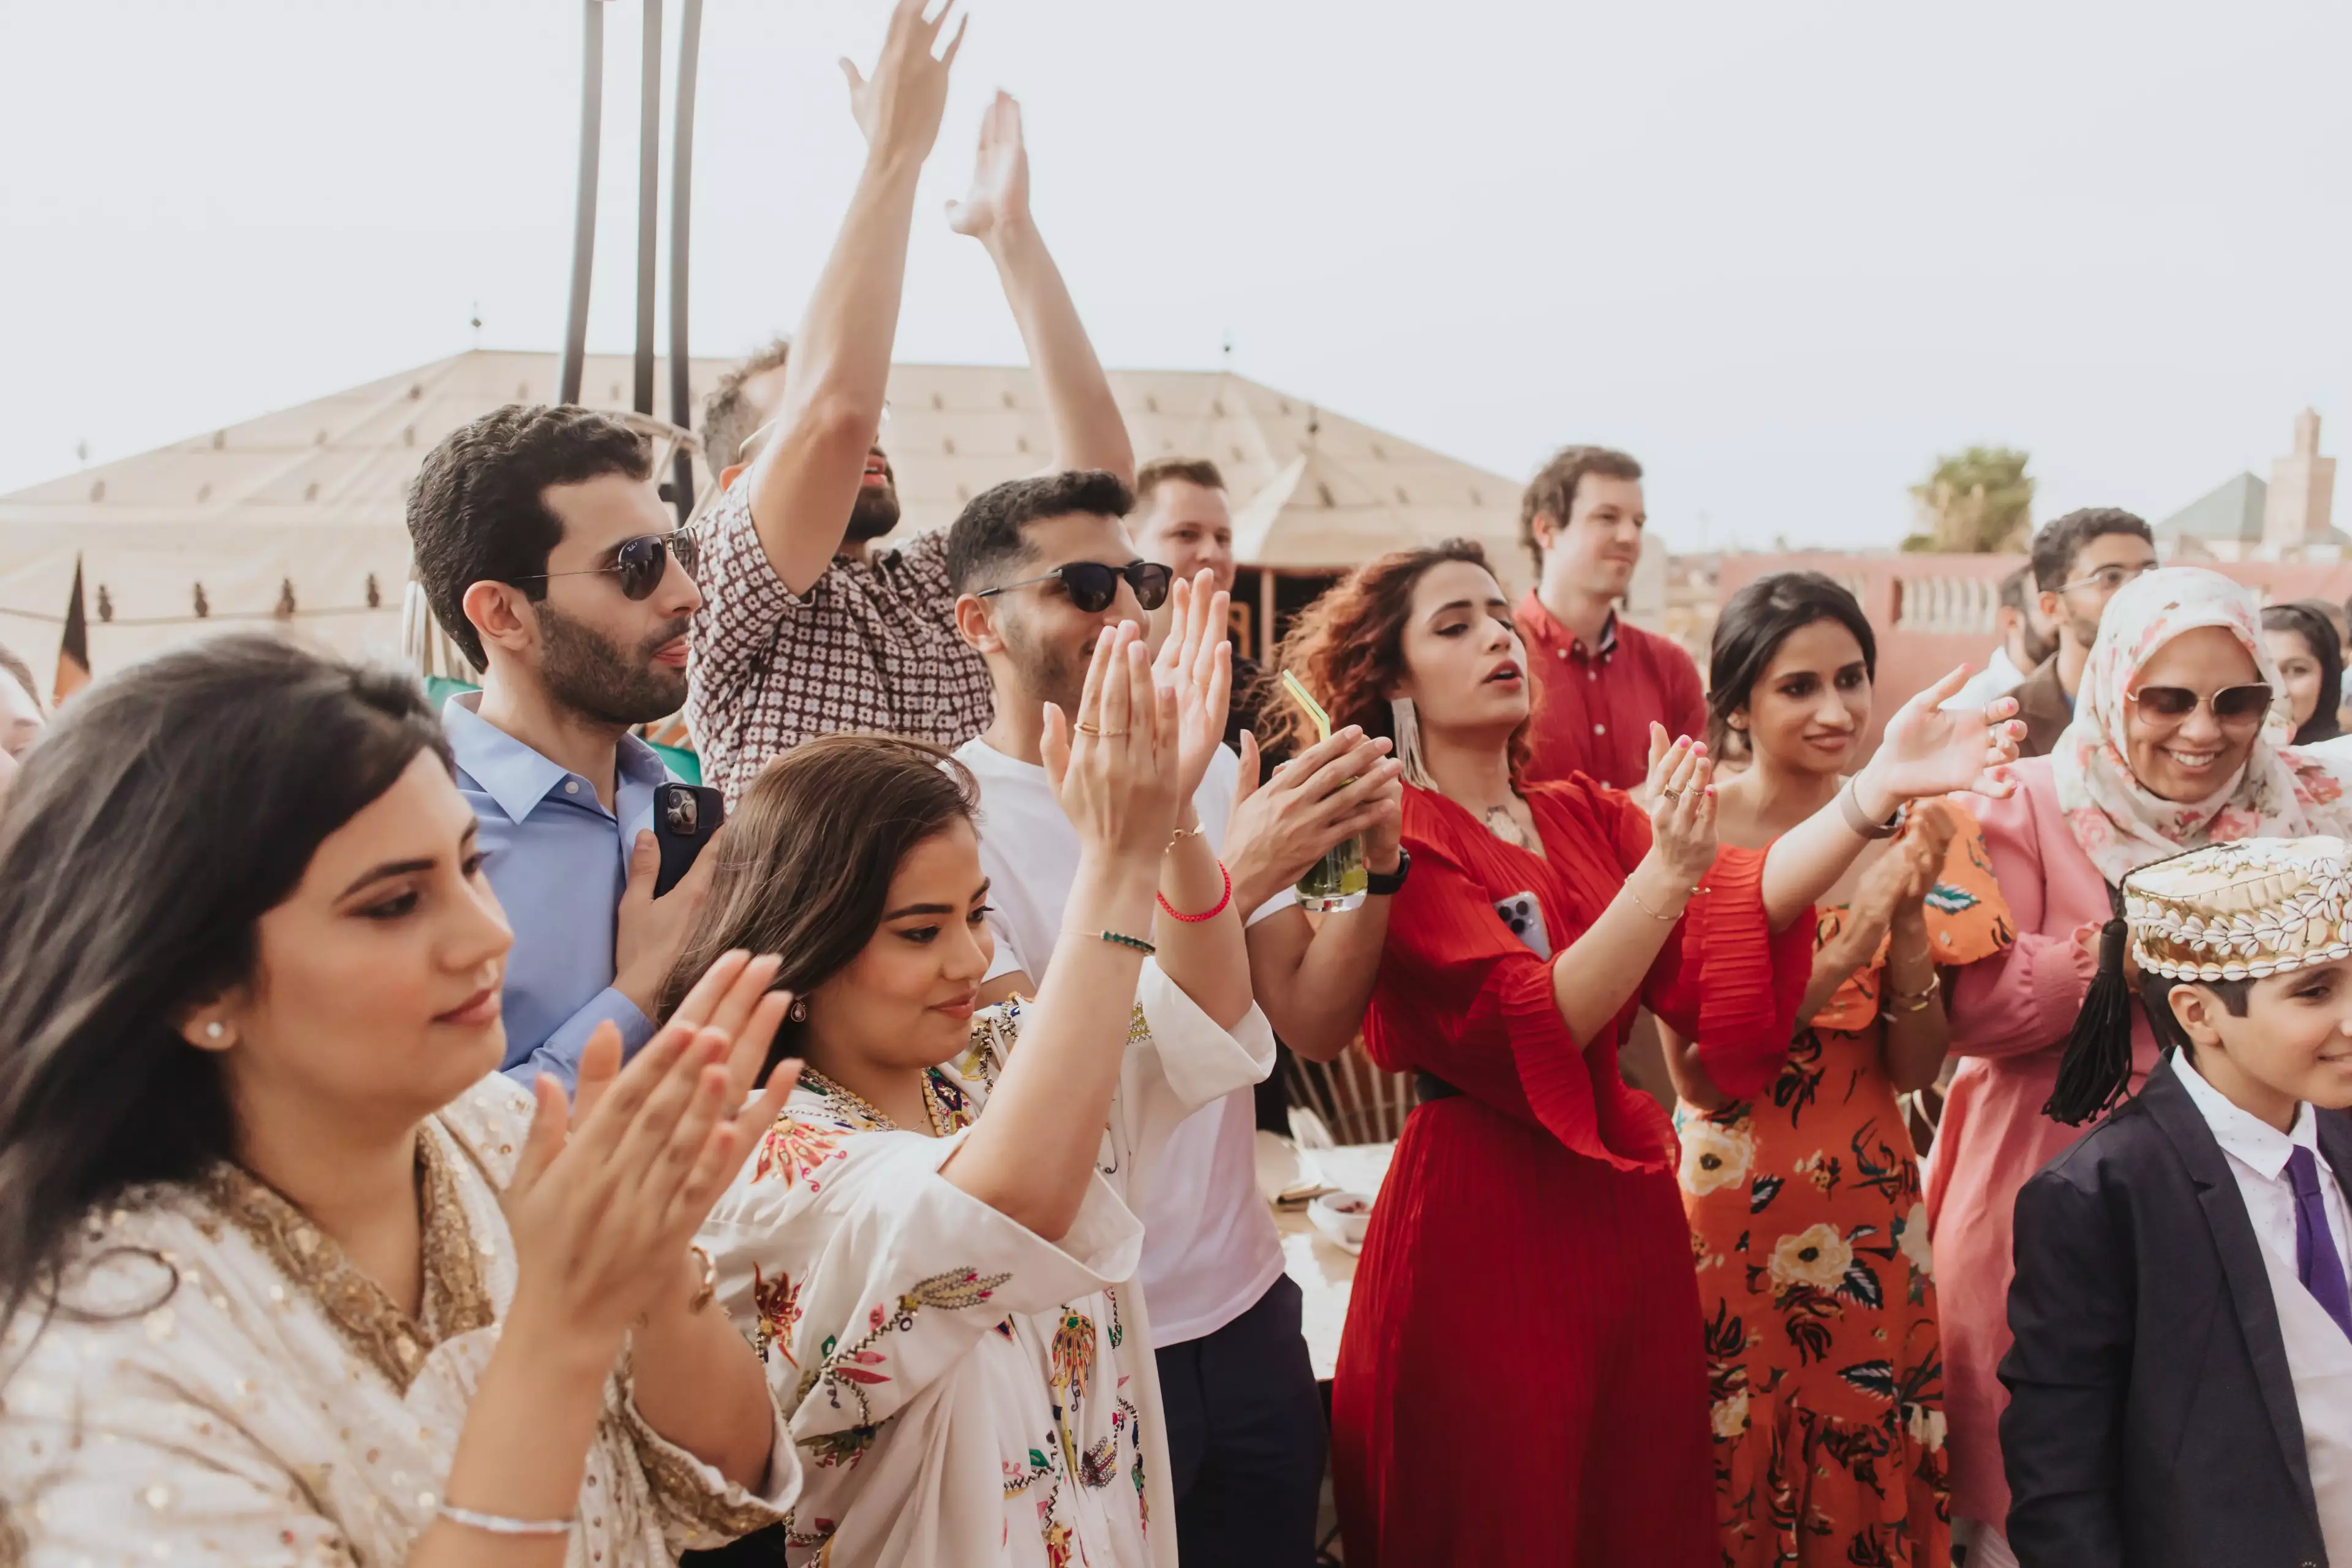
[{"x1": 2044, "y1": 886, "x2": 2136, "y2": 1126}]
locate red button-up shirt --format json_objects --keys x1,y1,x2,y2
[{"x1": 1513, "y1": 590, "x2": 1706, "y2": 791}]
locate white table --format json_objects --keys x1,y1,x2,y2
[{"x1": 1268, "y1": 1141, "x2": 1394, "y2": 1382}]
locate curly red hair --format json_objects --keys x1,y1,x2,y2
[{"x1": 1263, "y1": 538, "x2": 1532, "y2": 777}]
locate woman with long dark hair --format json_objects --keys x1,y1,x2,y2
[
  {"x1": 687, "y1": 620, "x2": 1272, "y2": 1568},
  {"x1": 1268, "y1": 541, "x2": 2021, "y2": 1567},
  {"x1": 2262, "y1": 599, "x2": 2343, "y2": 745},
  {"x1": 1663, "y1": 571, "x2": 2014, "y2": 1567},
  {"x1": 0, "y1": 635, "x2": 801, "y2": 1564}
]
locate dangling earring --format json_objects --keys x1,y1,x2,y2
[
  {"x1": 1390, "y1": 697, "x2": 1436, "y2": 791},
  {"x1": 788, "y1": 998, "x2": 809, "y2": 1023}
]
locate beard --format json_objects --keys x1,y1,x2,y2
[
  {"x1": 2018, "y1": 620, "x2": 2058, "y2": 669},
  {"x1": 532, "y1": 603, "x2": 690, "y2": 727},
  {"x1": 1000, "y1": 614, "x2": 1090, "y2": 723},
  {"x1": 846, "y1": 479, "x2": 902, "y2": 543}
]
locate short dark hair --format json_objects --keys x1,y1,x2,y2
[
  {"x1": 1520, "y1": 446, "x2": 1643, "y2": 575},
  {"x1": 1997, "y1": 565, "x2": 2034, "y2": 614},
  {"x1": 406, "y1": 404, "x2": 651, "y2": 669},
  {"x1": 702, "y1": 337, "x2": 791, "y2": 471},
  {"x1": 1134, "y1": 457, "x2": 1226, "y2": 511},
  {"x1": 1706, "y1": 571, "x2": 1878, "y2": 755},
  {"x1": 0, "y1": 643, "x2": 39, "y2": 712},
  {"x1": 944, "y1": 470, "x2": 1137, "y2": 597},
  {"x1": 2140, "y1": 970, "x2": 2253, "y2": 1063},
  {"x1": 2028, "y1": 507, "x2": 2152, "y2": 593}
]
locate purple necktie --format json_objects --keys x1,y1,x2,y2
[{"x1": 2287, "y1": 1144, "x2": 2352, "y2": 1341}]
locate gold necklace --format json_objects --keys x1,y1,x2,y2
[
  {"x1": 802, "y1": 1066, "x2": 955, "y2": 1137},
  {"x1": 1483, "y1": 801, "x2": 1537, "y2": 851}
]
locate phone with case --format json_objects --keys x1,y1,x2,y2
[
  {"x1": 1493, "y1": 891, "x2": 1553, "y2": 960},
  {"x1": 653, "y1": 782, "x2": 725, "y2": 897}
]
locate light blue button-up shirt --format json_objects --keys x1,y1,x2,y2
[{"x1": 443, "y1": 693, "x2": 669, "y2": 1094}]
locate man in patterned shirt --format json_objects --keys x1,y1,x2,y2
[{"x1": 687, "y1": 1, "x2": 1134, "y2": 805}]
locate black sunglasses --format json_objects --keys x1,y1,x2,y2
[
  {"x1": 511, "y1": 529, "x2": 701, "y2": 602},
  {"x1": 977, "y1": 561, "x2": 1172, "y2": 614},
  {"x1": 2125, "y1": 682, "x2": 2274, "y2": 726}
]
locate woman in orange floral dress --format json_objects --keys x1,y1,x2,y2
[{"x1": 1664, "y1": 573, "x2": 2012, "y2": 1568}]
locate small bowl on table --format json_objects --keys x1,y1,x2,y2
[{"x1": 1308, "y1": 1191, "x2": 1374, "y2": 1254}]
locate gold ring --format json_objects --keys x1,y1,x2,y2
[
  {"x1": 1076, "y1": 723, "x2": 1129, "y2": 737},
  {"x1": 1660, "y1": 787, "x2": 1682, "y2": 802}
]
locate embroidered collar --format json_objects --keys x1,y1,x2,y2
[{"x1": 203, "y1": 1124, "x2": 494, "y2": 1392}]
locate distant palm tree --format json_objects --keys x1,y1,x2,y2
[{"x1": 1905, "y1": 447, "x2": 2034, "y2": 552}]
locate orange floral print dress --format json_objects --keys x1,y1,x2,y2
[{"x1": 1674, "y1": 810, "x2": 2010, "y2": 1568}]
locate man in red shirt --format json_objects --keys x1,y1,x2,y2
[{"x1": 1512, "y1": 445, "x2": 1706, "y2": 789}]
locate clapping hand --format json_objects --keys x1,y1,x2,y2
[
  {"x1": 1847, "y1": 801, "x2": 1956, "y2": 944},
  {"x1": 1224, "y1": 727, "x2": 1403, "y2": 910},
  {"x1": 946, "y1": 90, "x2": 1030, "y2": 241},
  {"x1": 1042, "y1": 622, "x2": 1185, "y2": 871},
  {"x1": 1860, "y1": 666, "x2": 2024, "y2": 810},
  {"x1": 502, "y1": 952, "x2": 798, "y2": 1345},
  {"x1": 840, "y1": 0, "x2": 967, "y2": 162},
  {"x1": 1150, "y1": 570, "x2": 1234, "y2": 805},
  {"x1": 1642, "y1": 725, "x2": 1720, "y2": 886}
]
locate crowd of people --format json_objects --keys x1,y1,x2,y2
[{"x1": 1, "y1": 5, "x2": 2349, "y2": 1567}]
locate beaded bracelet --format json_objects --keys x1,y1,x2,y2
[
  {"x1": 1067, "y1": 928, "x2": 1158, "y2": 957},
  {"x1": 1158, "y1": 862, "x2": 1233, "y2": 923},
  {"x1": 439, "y1": 1504, "x2": 574, "y2": 1539}
]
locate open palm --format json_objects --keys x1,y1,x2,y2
[
  {"x1": 1871, "y1": 666, "x2": 2023, "y2": 801},
  {"x1": 946, "y1": 90, "x2": 1030, "y2": 239},
  {"x1": 1152, "y1": 570, "x2": 1234, "y2": 804}
]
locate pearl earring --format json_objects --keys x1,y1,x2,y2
[
  {"x1": 203, "y1": 1022, "x2": 226, "y2": 1041},
  {"x1": 788, "y1": 999, "x2": 809, "y2": 1023}
]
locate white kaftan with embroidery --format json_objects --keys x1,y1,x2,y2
[
  {"x1": 0, "y1": 1075, "x2": 797, "y2": 1567},
  {"x1": 698, "y1": 962, "x2": 1276, "y2": 1567}
]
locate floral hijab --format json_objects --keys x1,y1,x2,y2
[{"x1": 2052, "y1": 567, "x2": 2352, "y2": 884}]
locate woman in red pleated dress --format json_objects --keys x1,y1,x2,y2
[{"x1": 1269, "y1": 542, "x2": 2024, "y2": 1568}]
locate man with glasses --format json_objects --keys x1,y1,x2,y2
[
  {"x1": 944, "y1": 469, "x2": 1332, "y2": 1567},
  {"x1": 408, "y1": 404, "x2": 716, "y2": 1092},
  {"x1": 2010, "y1": 507, "x2": 2160, "y2": 756},
  {"x1": 687, "y1": 3, "x2": 1133, "y2": 805}
]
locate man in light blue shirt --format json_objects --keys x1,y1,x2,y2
[{"x1": 408, "y1": 405, "x2": 717, "y2": 1093}]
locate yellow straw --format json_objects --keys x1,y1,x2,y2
[{"x1": 1281, "y1": 670, "x2": 1333, "y2": 744}]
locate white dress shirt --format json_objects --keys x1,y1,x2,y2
[{"x1": 2174, "y1": 1052, "x2": 2351, "y2": 1278}]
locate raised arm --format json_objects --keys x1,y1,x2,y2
[
  {"x1": 941, "y1": 624, "x2": 1180, "y2": 1241},
  {"x1": 947, "y1": 92, "x2": 1134, "y2": 485},
  {"x1": 1148, "y1": 575, "x2": 1251, "y2": 1025},
  {"x1": 1761, "y1": 669, "x2": 2021, "y2": 929},
  {"x1": 745, "y1": 0, "x2": 963, "y2": 594}
]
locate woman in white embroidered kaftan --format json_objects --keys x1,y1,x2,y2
[
  {"x1": 687, "y1": 601, "x2": 1272, "y2": 1567},
  {"x1": 0, "y1": 638, "x2": 802, "y2": 1566}
]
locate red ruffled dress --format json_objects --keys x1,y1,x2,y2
[{"x1": 1330, "y1": 779, "x2": 1812, "y2": 1568}]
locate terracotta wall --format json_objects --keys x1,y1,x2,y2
[{"x1": 1711, "y1": 553, "x2": 2352, "y2": 760}]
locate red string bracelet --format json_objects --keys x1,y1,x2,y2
[{"x1": 1158, "y1": 860, "x2": 1233, "y2": 923}]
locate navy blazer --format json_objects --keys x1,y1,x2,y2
[{"x1": 2000, "y1": 1054, "x2": 2352, "y2": 1568}]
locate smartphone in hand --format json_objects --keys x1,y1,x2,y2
[{"x1": 653, "y1": 782, "x2": 725, "y2": 897}]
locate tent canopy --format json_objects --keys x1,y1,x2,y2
[{"x1": 0, "y1": 349, "x2": 1531, "y2": 695}]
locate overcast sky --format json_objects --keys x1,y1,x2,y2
[{"x1": 5, "y1": 0, "x2": 2350, "y2": 550}]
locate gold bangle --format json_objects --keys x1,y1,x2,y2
[
  {"x1": 1886, "y1": 972, "x2": 1942, "y2": 1013},
  {"x1": 1627, "y1": 884, "x2": 1692, "y2": 922},
  {"x1": 686, "y1": 1245, "x2": 716, "y2": 1315}
]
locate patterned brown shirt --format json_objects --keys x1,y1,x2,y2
[{"x1": 686, "y1": 480, "x2": 995, "y2": 804}]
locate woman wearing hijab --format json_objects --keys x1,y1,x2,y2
[{"x1": 1930, "y1": 567, "x2": 2352, "y2": 1568}]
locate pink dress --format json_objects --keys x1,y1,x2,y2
[{"x1": 1928, "y1": 756, "x2": 2159, "y2": 1528}]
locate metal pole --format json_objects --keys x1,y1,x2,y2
[
  {"x1": 557, "y1": 1, "x2": 606, "y2": 407},
  {"x1": 666, "y1": 0, "x2": 703, "y2": 521},
  {"x1": 633, "y1": 0, "x2": 663, "y2": 416}
]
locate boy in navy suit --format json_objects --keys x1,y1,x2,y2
[{"x1": 2001, "y1": 836, "x2": 2352, "y2": 1568}]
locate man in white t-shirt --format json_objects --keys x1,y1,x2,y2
[{"x1": 944, "y1": 469, "x2": 1327, "y2": 1566}]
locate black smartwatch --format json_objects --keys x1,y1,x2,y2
[{"x1": 1365, "y1": 847, "x2": 1412, "y2": 897}]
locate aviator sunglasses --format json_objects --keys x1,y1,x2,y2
[
  {"x1": 2124, "y1": 681, "x2": 2275, "y2": 727},
  {"x1": 510, "y1": 529, "x2": 701, "y2": 601},
  {"x1": 978, "y1": 561, "x2": 1174, "y2": 614}
]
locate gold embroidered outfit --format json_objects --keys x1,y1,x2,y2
[{"x1": 0, "y1": 1074, "x2": 796, "y2": 1566}]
